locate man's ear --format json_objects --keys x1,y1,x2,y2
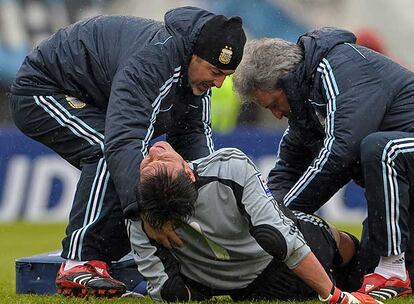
[
  {"x1": 275, "y1": 70, "x2": 290, "y2": 89},
  {"x1": 184, "y1": 164, "x2": 196, "y2": 182}
]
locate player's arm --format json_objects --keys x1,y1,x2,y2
[
  {"x1": 294, "y1": 252, "x2": 380, "y2": 304},
  {"x1": 219, "y1": 148, "x2": 309, "y2": 267},
  {"x1": 127, "y1": 219, "x2": 205, "y2": 301},
  {"x1": 167, "y1": 89, "x2": 214, "y2": 160},
  {"x1": 234, "y1": 151, "x2": 379, "y2": 304}
]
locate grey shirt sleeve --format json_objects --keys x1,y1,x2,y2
[
  {"x1": 232, "y1": 150, "x2": 312, "y2": 269},
  {"x1": 127, "y1": 219, "x2": 168, "y2": 301}
]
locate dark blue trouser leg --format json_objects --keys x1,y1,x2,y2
[
  {"x1": 346, "y1": 132, "x2": 414, "y2": 290},
  {"x1": 9, "y1": 94, "x2": 130, "y2": 262},
  {"x1": 349, "y1": 131, "x2": 414, "y2": 289},
  {"x1": 360, "y1": 131, "x2": 414, "y2": 257}
]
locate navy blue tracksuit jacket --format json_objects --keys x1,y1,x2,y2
[
  {"x1": 11, "y1": 8, "x2": 215, "y2": 218},
  {"x1": 268, "y1": 28, "x2": 414, "y2": 213}
]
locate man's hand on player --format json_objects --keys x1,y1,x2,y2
[{"x1": 143, "y1": 220, "x2": 183, "y2": 249}]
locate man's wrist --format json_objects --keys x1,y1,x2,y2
[{"x1": 318, "y1": 285, "x2": 341, "y2": 303}]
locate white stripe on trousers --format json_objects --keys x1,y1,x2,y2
[
  {"x1": 67, "y1": 159, "x2": 102, "y2": 258},
  {"x1": 34, "y1": 95, "x2": 107, "y2": 260},
  {"x1": 47, "y1": 96, "x2": 104, "y2": 141},
  {"x1": 34, "y1": 96, "x2": 104, "y2": 149},
  {"x1": 67, "y1": 158, "x2": 109, "y2": 260},
  {"x1": 68, "y1": 158, "x2": 109, "y2": 260},
  {"x1": 382, "y1": 138, "x2": 414, "y2": 255},
  {"x1": 76, "y1": 163, "x2": 110, "y2": 259}
]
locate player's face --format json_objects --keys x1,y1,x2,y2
[
  {"x1": 140, "y1": 141, "x2": 194, "y2": 182},
  {"x1": 188, "y1": 55, "x2": 234, "y2": 95},
  {"x1": 253, "y1": 88, "x2": 290, "y2": 120}
]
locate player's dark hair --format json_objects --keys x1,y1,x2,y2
[{"x1": 138, "y1": 166, "x2": 198, "y2": 229}]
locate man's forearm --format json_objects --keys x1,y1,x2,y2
[{"x1": 292, "y1": 251, "x2": 333, "y2": 299}]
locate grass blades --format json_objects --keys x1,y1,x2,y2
[{"x1": 0, "y1": 222, "x2": 412, "y2": 303}]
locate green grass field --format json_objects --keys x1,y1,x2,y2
[{"x1": 0, "y1": 222, "x2": 412, "y2": 304}]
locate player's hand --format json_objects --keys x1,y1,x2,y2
[
  {"x1": 143, "y1": 220, "x2": 183, "y2": 249},
  {"x1": 319, "y1": 286, "x2": 383, "y2": 304}
]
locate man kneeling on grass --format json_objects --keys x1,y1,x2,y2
[{"x1": 128, "y1": 141, "x2": 380, "y2": 303}]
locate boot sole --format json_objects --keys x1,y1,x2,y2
[{"x1": 57, "y1": 286, "x2": 125, "y2": 298}]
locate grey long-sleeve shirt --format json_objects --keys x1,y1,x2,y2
[{"x1": 128, "y1": 148, "x2": 310, "y2": 301}]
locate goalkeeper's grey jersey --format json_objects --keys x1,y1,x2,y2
[{"x1": 128, "y1": 148, "x2": 311, "y2": 301}]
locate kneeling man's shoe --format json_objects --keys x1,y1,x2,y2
[
  {"x1": 357, "y1": 272, "x2": 412, "y2": 300},
  {"x1": 56, "y1": 260, "x2": 127, "y2": 297}
]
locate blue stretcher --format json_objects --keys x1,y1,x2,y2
[{"x1": 15, "y1": 250, "x2": 147, "y2": 295}]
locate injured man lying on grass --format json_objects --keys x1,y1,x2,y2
[{"x1": 127, "y1": 141, "x2": 381, "y2": 304}]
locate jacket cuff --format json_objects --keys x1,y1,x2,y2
[{"x1": 123, "y1": 202, "x2": 141, "y2": 219}]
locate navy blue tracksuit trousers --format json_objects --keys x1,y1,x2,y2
[
  {"x1": 361, "y1": 131, "x2": 414, "y2": 258},
  {"x1": 9, "y1": 94, "x2": 131, "y2": 262},
  {"x1": 347, "y1": 131, "x2": 414, "y2": 289}
]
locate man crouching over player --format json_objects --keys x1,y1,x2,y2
[{"x1": 128, "y1": 141, "x2": 380, "y2": 303}]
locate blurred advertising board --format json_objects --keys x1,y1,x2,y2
[{"x1": 0, "y1": 126, "x2": 366, "y2": 223}]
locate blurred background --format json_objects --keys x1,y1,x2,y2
[{"x1": 1, "y1": 0, "x2": 413, "y2": 224}]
